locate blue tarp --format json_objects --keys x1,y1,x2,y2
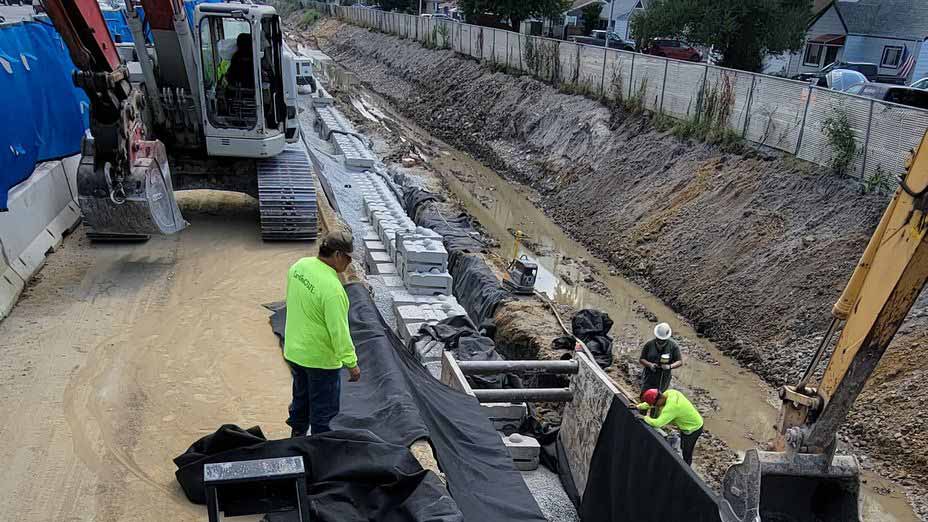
[
  {"x1": 101, "y1": 9, "x2": 133, "y2": 43},
  {"x1": 0, "y1": 21, "x2": 89, "y2": 210}
]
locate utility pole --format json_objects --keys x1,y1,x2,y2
[{"x1": 604, "y1": 0, "x2": 616, "y2": 49}]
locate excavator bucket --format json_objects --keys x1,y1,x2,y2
[
  {"x1": 719, "y1": 449, "x2": 860, "y2": 522},
  {"x1": 77, "y1": 139, "x2": 187, "y2": 237}
]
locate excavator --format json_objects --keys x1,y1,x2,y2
[
  {"x1": 42, "y1": 0, "x2": 317, "y2": 240},
  {"x1": 720, "y1": 134, "x2": 928, "y2": 521}
]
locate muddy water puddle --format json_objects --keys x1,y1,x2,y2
[{"x1": 320, "y1": 61, "x2": 919, "y2": 521}]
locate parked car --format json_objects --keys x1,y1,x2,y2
[
  {"x1": 643, "y1": 39, "x2": 701, "y2": 62},
  {"x1": 794, "y1": 61, "x2": 879, "y2": 86},
  {"x1": 570, "y1": 34, "x2": 634, "y2": 51},
  {"x1": 826, "y1": 69, "x2": 868, "y2": 92},
  {"x1": 910, "y1": 77, "x2": 928, "y2": 91},
  {"x1": 845, "y1": 83, "x2": 928, "y2": 110},
  {"x1": 420, "y1": 13, "x2": 450, "y2": 19}
]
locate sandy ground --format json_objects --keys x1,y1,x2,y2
[{"x1": 0, "y1": 191, "x2": 311, "y2": 520}]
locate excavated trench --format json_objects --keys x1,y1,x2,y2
[{"x1": 290, "y1": 16, "x2": 927, "y2": 520}]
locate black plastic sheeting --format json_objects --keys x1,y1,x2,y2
[
  {"x1": 174, "y1": 426, "x2": 462, "y2": 521},
  {"x1": 411, "y1": 314, "x2": 505, "y2": 388},
  {"x1": 403, "y1": 187, "x2": 510, "y2": 326},
  {"x1": 269, "y1": 283, "x2": 547, "y2": 522},
  {"x1": 580, "y1": 399, "x2": 723, "y2": 522},
  {"x1": 571, "y1": 310, "x2": 615, "y2": 369}
]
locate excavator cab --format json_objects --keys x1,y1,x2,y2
[{"x1": 196, "y1": 3, "x2": 289, "y2": 158}]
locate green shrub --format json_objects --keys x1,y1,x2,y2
[{"x1": 822, "y1": 108, "x2": 858, "y2": 176}]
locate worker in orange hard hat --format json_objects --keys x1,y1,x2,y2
[{"x1": 637, "y1": 388, "x2": 704, "y2": 465}]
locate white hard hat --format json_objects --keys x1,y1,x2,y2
[{"x1": 654, "y1": 322, "x2": 672, "y2": 340}]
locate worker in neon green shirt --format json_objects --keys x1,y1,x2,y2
[
  {"x1": 637, "y1": 388, "x2": 704, "y2": 465},
  {"x1": 284, "y1": 229, "x2": 360, "y2": 437}
]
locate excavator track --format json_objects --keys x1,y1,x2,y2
[{"x1": 256, "y1": 144, "x2": 319, "y2": 241}]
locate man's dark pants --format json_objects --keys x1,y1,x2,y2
[
  {"x1": 286, "y1": 361, "x2": 341, "y2": 436},
  {"x1": 681, "y1": 426, "x2": 703, "y2": 465}
]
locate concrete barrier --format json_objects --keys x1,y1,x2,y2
[
  {"x1": 559, "y1": 352, "x2": 622, "y2": 497},
  {"x1": 0, "y1": 155, "x2": 81, "y2": 320}
]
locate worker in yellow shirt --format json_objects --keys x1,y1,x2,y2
[
  {"x1": 284, "y1": 230, "x2": 360, "y2": 437},
  {"x1": 637, "y1": 388, "x2": 704, "y2": 465}
]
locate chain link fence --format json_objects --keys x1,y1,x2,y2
[{"x1": 307, "y1": 2, "x2": 928, "y2": 180}]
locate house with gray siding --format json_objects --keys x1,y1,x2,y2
[{"x1": 787, "y1": 0, "x2": 928, "y2": 84}]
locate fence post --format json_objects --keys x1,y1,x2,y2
[
  {"x1": 575, "y1": 44, "x2": 581, "y2": 84},
  {"x1": 658, "y1": 58, "x2": 669, "y2": 113},
  {"x1": 492, "y1": 28, "x2": 496, "y2": 63},
  {"x1": 695, "y1": 65, "x2": 709, "y2": 123},
  {"x1": 600, "y1": 45, "x2": 609, "y2": 97},
  {"x1": 506, "y1": 31, "x2": 510, "y2": 69},
  {"x1": 794, "y1": 85, "x2": 814, "y2": 156},
  {"x1": 860, "y1": 99, "x2": 875, "y2": 179},
  {"x1": 742, "y1": 74, "x2": 757, "y2": 138},
  {"x1": 628, "y1": 52, "x2": 636, "y2": 99},
  {"x1": 518, "y1": 33, "x2": 523, "y2": 72}
]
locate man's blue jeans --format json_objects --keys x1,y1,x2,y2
[{"x1": 286, "y1": 362, "x2": 341, "y2": 436}]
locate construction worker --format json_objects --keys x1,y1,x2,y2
[
  {"x1": 639, "y1": 322, "x2": 683, "y2": 393},
  {"x1": 284, "y1": 229, "x2": 360, "y2": 437},
  {"x1": 638, "y1": 388, "x2": 704, "y2": 465},
  {"x1": 226, "y1": 32, "x2": 255, "y2": 89}
]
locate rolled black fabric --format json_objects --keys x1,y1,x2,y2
[
  {"x1": 580, "y1": 399, "x2": 722, "y2": 522},
  {"x1": 571, "y1": 309, "x2": 614, "y2": 369},
  {"x1": 174, "y1": 426, "x2": 463, "y2": 522}
]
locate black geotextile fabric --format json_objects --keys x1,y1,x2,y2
[
  {"x1": 402, "y1": 187, "x2": 511, "y2": 326},
  {"x1": 580, "y1": 399, "x2": 723, "y2": 522},
  {"x1": 572, "y1": 309, "x2": 615, "y2": 369},
  {"x1": 412, "y1": 314, "x2": 506, "y2": 388},
  {"x1": 449, "y1": 252, "x2": 511, "y2": 326},
  {"x1": 174, "y1": 426, "x2": 462, "y2": 521},
  {"x1": 269, "y1": 283, "x2": 547, "y2": 522}
]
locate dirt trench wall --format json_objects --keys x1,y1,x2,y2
[{"x1": 312, "y1": 20, "x2": 928, "y2": 492}]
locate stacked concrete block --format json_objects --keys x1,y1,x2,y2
[
  {"x1": 501, "y1": 433, "x2": 541, "y2": 471},
  {"x1": 396, "y1": 233, "x2": 448, "y2": 274},
  {"x1": 394, "y1": 300, "x2": 468, "y2": 343},
  {"x1": 311, "y1": 84, "x2": 334, "y2": 106},
  {"x1": 314, "y1": 105, "x2": 356, "y2": 139},
  {"x1": 332, "y1": 133, "x2": 376, "y2": 168},
  {"x1": 481, "y1": 402, "x2": 528, "y2": 432}
]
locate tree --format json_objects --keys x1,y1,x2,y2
[
  {"x1": 581, "y1": 2, "x2": 603, "y2": 35},
  {"x1": 460, "y1": 0, "x2": 572, "y2": 32},
  {"x1": 630, "y1": 0, "x2": 812, "y2": 72}
]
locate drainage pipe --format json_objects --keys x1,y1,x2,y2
[
  {"x1": 472, "y1": 388, "x2": 573, "y2": 403},
  {"x1": 457, "y1": 360, "x2": 579, "y2": 375}
]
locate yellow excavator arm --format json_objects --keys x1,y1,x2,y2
[{"x1": 721, "y1": 132, "x2": 928, "y2": 522}]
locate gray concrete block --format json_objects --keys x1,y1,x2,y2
[
  {"x1": 364, "y1": 239, "x2": 386, "y2": 253},
  {"x1": 373, "y1": 263, "x2": 397, "y2": 275},
  {"x1": 405, "y1": 270, "x2": 453, "y2": 296},
  {"x1": 501, "y1": 434, "x2": 541, "y2": 471},
  {"x1": 481, "y1": 402, "x2": 528, "y2": 431}
]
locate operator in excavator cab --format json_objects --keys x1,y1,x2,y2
[{"x1": 226, "y1": 32, "x2": 255, "y2": 89}]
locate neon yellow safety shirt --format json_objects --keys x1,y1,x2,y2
[
  {"x1": 636, "y1": 389, "x2": 704, "y2": 434},
  {"x1": 284, "y1": 257, "x2": 358, "y2": 370}
]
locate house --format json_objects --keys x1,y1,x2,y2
[
  {"x1": 606, "y1": 0, "x2": 648, "y2": 41},
  {"x1": 563, "y1": 0, "x2": 607, "y2": 33},
  {"x1": 787, "y1": 0, "x2": 928, "y2": 84},
  {"x1": 559, "y1": 0, "x2": 647, "y2": 40}
]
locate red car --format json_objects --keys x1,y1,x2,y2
[{"x1": 645, "y1": 39, "x2": 702, "y2": 62}]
